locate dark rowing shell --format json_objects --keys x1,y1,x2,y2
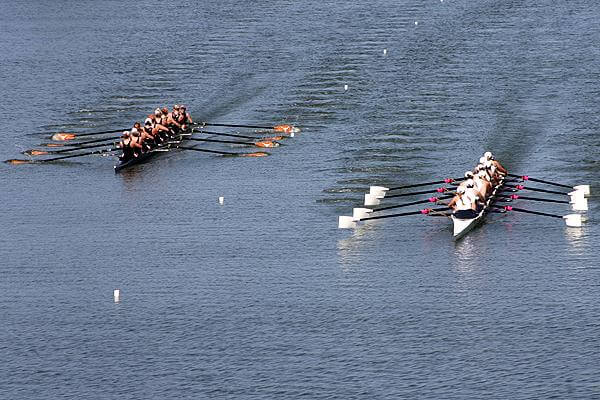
[{"x1": 113, "y1": 131, "x2": 188, "y2": 173}]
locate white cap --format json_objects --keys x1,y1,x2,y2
[
  {"x1": 478, "y1": 170, "x2": 487, "y2": 178},
  {"x1": 484, "y1": 151, "x2": 493, "y2": 160},
  {"x1": 144, "y1": 118, "x2": 153, "y2": 125},
  {"x1": 479, "y1": 156, "x2": 486, "y2": 164},
  {"x1": 457, "y1": 186, "x2": 466, "y2": 194},
  {"x1": 465, "y1": 171, "x2": 473, "y2": 178},
  {"x1": 466, "y1": 179, "x2": 474, "y2": 187},
  {"x1": 484, "y1": 160, "x2": 493, "y2": 168}
]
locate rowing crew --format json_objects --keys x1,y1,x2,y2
[
  {"x1": 117, "y1": 104, "x2": 193, "y2": 161},
  {"x1": 447, "y1": 151, "x2": 507, "y2": 218}
]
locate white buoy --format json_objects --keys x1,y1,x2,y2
[
  {"x1": 218, "y1": 196, "x2": 224, "y2": 205},
  {"x1": 344, "y1": 84, "x2": 348, "y2": 91},
  {"x1": 383, "y1": 48, "x2": 387, "y2": 56},
  {"x1": 113, "y1": 289, "x2": 120, "y2": 303},
  {"x1": 415, "y1": 21, "x2": 419, "y2": 25}
]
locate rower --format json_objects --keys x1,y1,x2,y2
[
  {"x1": 129, "y1": 130, "x2": 144, "y2": 156},
  {"x1": 448, "y1": 186, "x2": 479, "y2": 219},
  {"x1": 484, "y1": 160, "x2": 499, "y2": 186},
  {"x1": 484, "y1": 151, "x2": 507, "y2": 175},
  {"x1": 149, "y1": 113, "x2": 170, "y2": 142},
  {"x1": 140, "y1": 117, "x2": 157, "y2": 149},
  {"x1": 118, "y1": 131, "x2": 134, "y2": 161},
  {"x1": 178, "y1": 104, "x2": 193, "y2": 130},
  {"x1": 168, "y1": 105, "x2": 183, "y2": 132},
  {"x1": 474, "y1": 169, "x2": 492, "y2": 199}
]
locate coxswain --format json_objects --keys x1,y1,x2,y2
[
  {"x1": 484, "y1": 151, "x2": 508, "y2": 176},
  {"x1": 448, "y1": 186, "x2": 479, "y2": 219}
]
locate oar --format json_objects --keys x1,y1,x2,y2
[
  {"x1": 365, "y1": 187, "x2": 452, "y2": 206},
  {"x1": 177, "y1": 146, "x2": 269, "y2": 157},
  {"x1": 369, "y1": 177, "x2": 464, "y2": 198},
  {"x1": 352, "y1": 195, "x2": 453, "y2": 221},
  {"x1": 503, "y1": 184, "x2": 572, "y2": 196},
  {"x1": 51, "y1": 129, "x2": 125, "y2": 141},
  {"x1": 198, "y1": 122, "x2": 299, "y2": 134},
  {"x1": 498, "y1": 194, "x2": 587, "y2": 211},
  {"x1": 23, "y1": 142, "x2": 117, "y2": 156},
  {"x1": 339, "y1": 207, "x2": 451, "y2": 229},
  {"x1": 39, "y1": 136, "x2": 119, "y2": 148},
  {"x1": 508, "y1": 173, "x2": 590, "y2": 195},
  {"x1": 492, "y1": 205, "x2": 583, "y2": 227},
  {"x1": 192, "y1": 128, "x2": 285, "y2": 141},
  {"x1": 187, "y1": 137, "x2": 279, "y2": 148},
  {"x1": 6, "y1": 148, "x2": 118, "y2": 164}
]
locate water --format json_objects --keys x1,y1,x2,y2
[{"x1": 2, "y1": 0, "x2": 599, "y2": 398}]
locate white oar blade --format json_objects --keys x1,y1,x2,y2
[
  {"x1": 369, "y1": 186, "x2": 389, "y2": 197},
  {"x1": 338, "y1": 216, "x2": 357, "y2": 229},
  {"x1": 569, "y1": 190, "x2": 585, "y2": 203},
  {"x1": 364, "y1": 194, "x2": 381, "y2": 206},
  {"x1": 571, "y1": 198, "x2": 588, "y2": 211},
  {"x1": 353, "y1": 208, "x2": 373, "y2": 221},
  {"x1": 573, "y1": 185, "x2": 590, "y2": 196},
  {"x1": 563, "y1": 214, "x2": 582, "y2": 227}
]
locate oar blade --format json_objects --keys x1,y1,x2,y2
[
  {"x1": 364, "y1": 193, "x2": 381, "y2": 206},
  {"x1": 369, "y1": 186, "x2": 389, "y2": 197},
  {"x1": 353, "y1": 208, "x2": 373, "y2": 221},
  {"x1": 254, "y1": 140, "x2": 279, "y2": 148},
  {"x1": 563, "y1": 214, "x2": 582, "y2": 227},
  {"x1": 573, "y1": 185, "x2": 590, "y2": 196},
  {"x1": 5, "y1": 159, "x2": 34, "y2": 165},
  {"x1": 338, "y1": 216, "x2": 357, "y2": 229},
  {"x1": 570, "y1": 198, "x2": 588, "y2": 211},
  {"x1": 51, "y1": 132, "x2": 76, "y2": 141},
  {"x1": 240, "y1": 152, "x2": 270, "y2": 157}
]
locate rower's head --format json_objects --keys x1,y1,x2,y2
[
  {"x1": 465, "y1": 179, "x2": 474, "y2": 188},
  {"x1": 133, "y1": 122, "x2": 141, "y2": 129},
  {"x1": 144, "y1": 118, "x2": 153, "y2": 127},
  {"x1": 457, "y1": 186, "x2": 466, "y2": 195},
  {"x1": 465, "y1": 171, "x2": 474, "y2": 179},
  {"x1": 484, "y1": 151, "x2": 493, "y2": 160},
  {"x1": 131, "y1": 130, "x2": 140, "y2": 137},
  {"x1": 180, "y1": 104, "x2": 186, "y2": 111},
  {"x1": 478, "y1": 170, "x2": 487, "y2": 179},
  {"x1": 479, "y1": 156, "x2": 486, "y2": 164},
  {"x1": 484, "y1": 160, "x2": 493, "y2": 169},
  {"x1": 121, "y1": 130, "x2": 130, "y2": 138},
  {"x1": 161, "y1": 107, "x2": 169, "y2": 115},
  {"x1": 173, "y1": 104, "x2": 180, "y2": 111},
  {"x1": 154, "y1": 108, "x2": 162, "y2": 117}
]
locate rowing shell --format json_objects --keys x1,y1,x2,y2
[
  {"x1": 114, "y1": 130, "x2": 190, "y2": 173},
  {"x1": 451, "y1": 175, "x2": 506, "y2": 240}
]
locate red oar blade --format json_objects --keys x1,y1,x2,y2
[
  {"x1": 5, "y1": 159, "x2": 34, "y2": 165},
  {"x1": 240, "y1": 152, "x2": 269, "y2": 157},
  {"x1": 52, "y1": 132, "x2": 76, "y2": 141},
  {"x1": 254, "y1": 141, "x2": 279, "y2": 148}
]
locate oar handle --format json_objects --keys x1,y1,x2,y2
[
  {"x1": 386, "y1": 187, "x2": 450, "y2": 199},
  {"x1": 505, "y1": 184, "x2": 569, "y2": 196},
  {"x1": 192, "y1": 129, "x2": 255, "y2": 140},
  {"x1": 177, "y1": 146, "x2": 240, "y2": 156},
  {"x1": 200, "y1": 122, "x2": 273, "y2": 129},
  {"x1": 508, "y1": 173, "x2": 572, "y2": 189},
  {"x1": 38, "y1": 147, "x2": 118, "y2": 162},
  {"x1": 493, "y1": 205, "x2": 563, "y2": 219},
  {"x1": 388, "y1": 178, "x2": 463, "y2": 191},
  {"x1": 372, "y1": 195, "x2": 453, "y2": 212}
]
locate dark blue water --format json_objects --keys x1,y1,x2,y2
[{"x1": 2, "y1": 0, "x2": 599, "y2": 398}]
